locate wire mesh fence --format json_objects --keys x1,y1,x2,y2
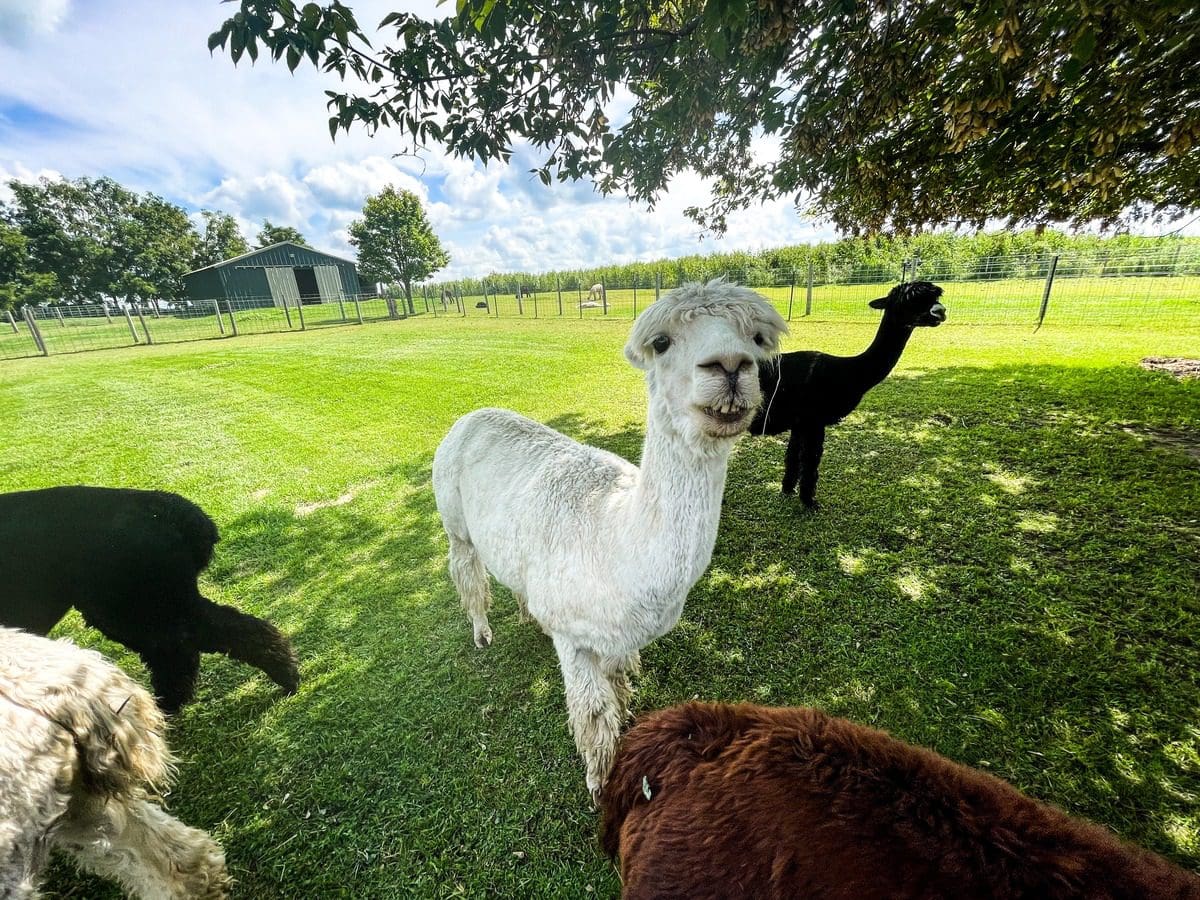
[{"x1": 3, "y1": 249, "x2": 1197, "y2": 362}]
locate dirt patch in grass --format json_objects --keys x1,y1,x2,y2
[
  {"x1": 1122, "y1": 425, "x2": 1200, "y2": 462},
  {"x1": 1141, "y1": 357, "x2": 1200, "y2": 379}
]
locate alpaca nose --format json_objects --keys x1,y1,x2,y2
[{"x1": 699, "y1": 353, "x2": 754, "y2": 392}]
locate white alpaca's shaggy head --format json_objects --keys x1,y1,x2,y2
[{"x1": 625, "y1": 278, "x2": 787, "y2": 440}]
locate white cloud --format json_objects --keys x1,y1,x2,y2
[{"x1": 0, "y1": 0, "x2": 69, "y2": 46}]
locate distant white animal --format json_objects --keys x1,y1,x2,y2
[
  {"x1": 432, "y1": 278, "x2": 787, "y2": 799},
  {"x1": 588, "y1": 283, "x2": 605, "y2": 304}
]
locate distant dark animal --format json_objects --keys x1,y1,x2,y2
[
  {"x1": 602, "y1": 702, "x2": 1200, "y2": 900},
  {"x1": 750, "y1": 281, "x2": 946, "y2": 506},
  {"x1": 0, "y1": 486, "x2": 300, "y2": 712},
  {"x1": 475, "y1": 301, "x2": 488, "y2": 309}
]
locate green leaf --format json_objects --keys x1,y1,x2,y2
[{"x1": 1071, "y1": 28, "x2": 1096, "y2": 63}]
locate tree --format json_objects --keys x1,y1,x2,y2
[
  {"x1": 194, "y1": 211, "x2": 249, "y2": 268},
  {"x1": 256, "y1": 219, "x2": 308, "y2": 248},
  {"x1": 5, "y1": 177, "x2": 202, "y2": 306},
  {"x1": 212, "y1": 1, "x2": 1199, "y2": 234},
  {"x1": 0, "y1": 222, "x2": 31, "y2": 311},
  {"x1": 348, "y1": 187, "x2": 448, "y2": 314}
]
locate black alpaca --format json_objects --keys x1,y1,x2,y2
[
  {"x1": 0, "y1": 486, "x2": 300, "y2": 712},
  {"x1": 750, "y1": 281, "x2": 946, "y2": 506}
]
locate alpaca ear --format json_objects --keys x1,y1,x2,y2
[{"x1": 868, "y1": 296, "x2": 889, "y2": 310}]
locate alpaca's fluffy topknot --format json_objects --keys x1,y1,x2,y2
[{"x1": 625, "y1": 278, "x2": 788, "y2": 369}]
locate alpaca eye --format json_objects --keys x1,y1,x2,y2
[
  {"x1": 651, "y1": 335, "x2": 672, "y2": 354},
  {"x1": 754, "y1": 332, "x2": 765, "y2": 347}
]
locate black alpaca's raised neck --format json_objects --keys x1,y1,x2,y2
[{"x1": 851, "y1": 311, "x2": 915, "y2": 391}]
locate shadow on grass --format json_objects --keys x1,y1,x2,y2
[{"x1": 41, "y1": 363, "x2": 1199, "y2": 896}]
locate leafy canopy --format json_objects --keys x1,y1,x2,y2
[
  {"x1": 348, "y1": 186, "x2": 448, "y2": 296},
  {"x1": 2, "y1": 177, "x2": 200, "y2": 305},
  {"x1": 195, "y1": 210, "x2": 250, "y2": 268},
  {"x1": 256, "y1": 219, "x2": 309, "y2": 248},
  {"x1": 211, "y1": 0, "x2": 1199, "y2": 234}
]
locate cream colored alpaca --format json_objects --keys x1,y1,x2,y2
[
  {"x1": 433, "y1": 279, "x2": 787, "y2": 797},
  {"x1": 0, "y1": 627, "x2": 230, "y2": 899}
]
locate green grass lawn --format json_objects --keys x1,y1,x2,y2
[{"x1": 1, "y1": 315, "x2": 1198, "y2": 897}]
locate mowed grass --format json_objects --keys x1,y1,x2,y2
[{"x1": 1, "y1": 314, "x2": 1198, "y2": 897}]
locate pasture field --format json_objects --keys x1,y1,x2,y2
[
  {"x1": 1, "y1": 315, "x2": 1198, "y2": 897},
  {"x1": 448, "y1": 273, "x2": 1200, "y2": 327}
]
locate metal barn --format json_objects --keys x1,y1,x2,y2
[{"x1": 182, "y1": 242, "x2": 362, "y2": 308}]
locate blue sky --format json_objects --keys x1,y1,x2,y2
[{"x1": 0, "y1": 2, "x2": 1193, "y2": 279}]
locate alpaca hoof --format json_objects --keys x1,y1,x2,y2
[
  {"x1": 781, "y1": 485, "x2": 796, "y2": 496},
  {"x1": 473, "y1": 625, "x2": 493, "y2": 648},
  {"x1": 801, "y1": 497, "x2": 820, "y2": 510}
]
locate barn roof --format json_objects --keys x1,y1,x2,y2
[{"x1": 183, "y1": 241, "x2": 357, "y2": 276}]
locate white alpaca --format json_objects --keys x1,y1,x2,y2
[
  {"x1": 587, "y1": 282, "x2": 605, "y2": 304},
  {"x1": 0, "y1": 626, "x2": 231, "y2": 899},
  {"x1": 433, "y1": 279, "x2": 787, "y2": 797}
]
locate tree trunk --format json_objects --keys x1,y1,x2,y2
[{"x1": 403, "y1": 279, "x2": 415, "y2": 315}]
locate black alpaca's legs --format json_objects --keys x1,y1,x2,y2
[
  {"x1": 798, "y1": 425, "x2": 826, "y2": 508},
  {"x1": 141, "y1": 644, "x2": 201, "y2": 713},
  {"x1": 781, "y1": 429, "x2": 806, "y2": 495}
]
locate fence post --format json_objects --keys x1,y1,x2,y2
[
  {"x1": 633, "y1": 277, "x2": 638, "y2": 317},
  {"x1": 225, "y1": 298, "x2": 239, "y2": 336},
  {"x1": 787, "y1": 269, "x2": 795, "y2": 321},
  {"x1": 122, "y1": 305, "x2": 140, "y2": 343},
  {"x1": 517, "y1": 283, "x2": 524, "y2": 316},
  {"x1": 353, "y1": 294, "x2": 364, "y2": 324},
  {"x1": 295, "y1": 296, "x2": 307, "y2": 330},
  {"x1": 281, "y1": 294, "x2": 294, "y2": 329},
  {"x1": 806, "y1": 262, "x2": 814, "y2": 316},
  {"x1": 336, "y1": 292, "x2": 347, "y2": 322},
  {"x1": 533, "y1": 289, "x2": 538, "y2": 319},
  {"x1": 577, "y1": 278, "x2": 584, "y2": 317},
  {"x1": 655, "y1": 271, "x2": 662, "y2": 303},
  {"x1": 212, "y1": 299, "x2": 225, "y2": 334},
  {"x1": 556, "y1": 275, "x2": 563, "y2": 316},
  {"x1": 1036, "y1": 255, "x2": 1059, "y2": 330},
  {"x1": 103, "y1": 303, "x2": 112, "y2": 323},
  {"x1": 23, "y1": 307, "x2": 48, "y2": 356},
  {"x1": 135, "y1": 303, "x2": 153, "y2": 344},
  {"x1": 151, "y1": 302, "x2": 160, "y2": 318},
  {"x1": 55, "y1": 306, "x2": 66, "y2": 328},
  {"x1": 5, "y1": 309, "x2": 17, "y2": 333},
  {"x1": 422, "y1": 284, "x2": 430, "y2": 313},
  {"x1": 601, "y1": 275, "x2": 608, "y2": 315}
]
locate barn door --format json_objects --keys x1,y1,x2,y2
[
  {"x1": 265, "y1": 267, "x2": 300, "y2": 309},
  {"x1": 313, "y1": 265, "x2": 345, "y2": 302}
]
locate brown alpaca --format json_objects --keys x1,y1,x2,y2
[{"x1": 601, "y1": 702, "x2": 1200, "y2": 900}]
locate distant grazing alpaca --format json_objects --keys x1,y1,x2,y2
[
  {"x1": 1, "y1": 626, "x2": 231, "y2": 899},
  {"x1": 750, "y1": 281, "x2": 946, "y2": 506},
  {"x1": 433, "y1": 279, "x2": 786, "y2": 797},
  {"x1": 588, "y1": 282, "x2": 605, "y2": 304},
  {"x1": 602, "y1": 702, "x2": 1200, "y2": 900},
  {"x1": 0, "y1": 486, "x2": 300, "y2": 712}
]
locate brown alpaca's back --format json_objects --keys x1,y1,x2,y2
[{"x1": 601, "y1": 702, "x2": 1200, "y2": 900}]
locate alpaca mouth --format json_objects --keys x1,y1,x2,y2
[{"x1": 700, "y1": 404, "x2": 752, "y2": 431}]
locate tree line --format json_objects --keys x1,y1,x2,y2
[
  {"x1": 0, "y1": 175, "x2": 308, "y2": 311},
  {"x1": 427, "y1": 230, "x2": 1200, "y2": 297}
]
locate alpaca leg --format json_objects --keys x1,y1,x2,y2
[
  {"x1": 608, "y1": 652, "x2": 640, "y2": 724},
  {"x1": 140, "y1": 645, "x2": 200, "y2": 714},
  {"x1": 514, "y1": 592, "x2": 531, "y2": 624},
  {"x1": 799, "y1": 425, "x2": 826, "y2": 508},
  {"x1": 781, "y1": 429, "x2": 806, "y2": 495},
  {"x1": 448, "y1": 535, "x2": 492, "y2": 648},
  {"x1": 554, "y1": 636, "x2": 622, "y2": 801},
  {"x1": 58, "y1": 795, "x2": 230, "y2": 900}
]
